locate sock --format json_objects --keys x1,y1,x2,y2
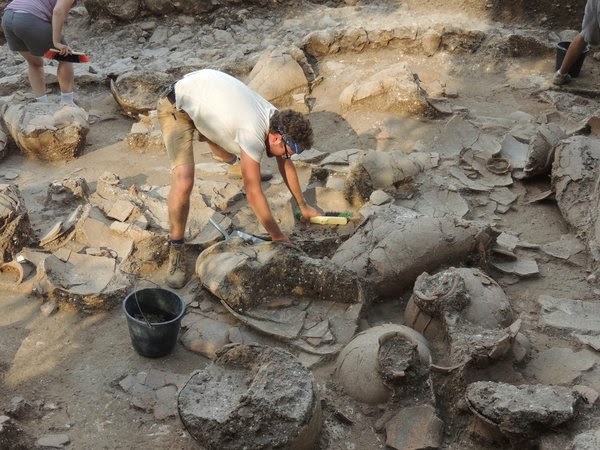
[
  {"x1": 170, "y1": 239, "x2": 184, "y2": 245},
  {"x1": 61, "y1": 91, "x2": 74, "y2": 105},
  {"x1": 36, "y1": 95, "x2": 48, "y2": 103}
]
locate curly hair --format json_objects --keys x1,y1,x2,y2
[{"x1": 270, "y1": 109, "x2": 314, "y2": 152}]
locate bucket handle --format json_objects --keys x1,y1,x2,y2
[{"x1": 133, "y1": 278, "x2": 163, "y2": 328}]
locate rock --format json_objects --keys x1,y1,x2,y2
[
  {"x1": 178, "y1": 343, "x2": 321, "y2": 450},
  {"x1": 344, "y1": 150, "x2": 438, "y2": 205},
  {"x1": 465, "y1": 381, "x2": 579, "y2": 437},
  {"x1": 524, "y1": 347, "x2": 597, "y2": 385},
  {"x1": 538, "y1": 295, "x2": 600, "y2": 334},
  {"x1": 126, "y1": 111, "x2": 165, "y2": 154},
  {"x1": 45, "y1": 177, "x2": 90, "y2": 205},
  {"x1": 35, "y1": 433, "x2": 70, "y2": 448},
  {"x1": 1, "y1": 102, "x2": 89, "y2": 162},
  {"x1": 339, "y1": 63, "x2": 437, "y2": 117},
  {"x1": 421, "y1": 29, "x2": 442, "y2": 56},
  {"x1": 0, "y1": 184, "x2": 35, "y2": 263},
  {"x1": 385, "y1": 404, "x2": 445, "y2": 450},
  {"x1": 552, "y1": 136, "x2": 600, "y2": 260},
  {"x1": 572, "y1": 427, "x2": 600, "y2": 449},
  {"x1": 110, "y1": 70, "x2": 174, "y2": 117},
  {"x1": 247, "y1": 47, "x2": 309, "y2": 110},
  {"x1": 0, "y1": 415, "x2": 33, "y2": 449},
  {"x1": 0, "y1": 128, "x2": 7, "y2": 160}
]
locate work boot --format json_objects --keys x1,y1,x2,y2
[
  {"x1": 166, "y1": 242, "x2": 187, "y2": 289},
  {"x1": 552, "y1": 70, "x2": 571, "y2": 86}
]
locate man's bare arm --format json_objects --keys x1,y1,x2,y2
[{"x1": 241, "y1": 152, "x2": 288, "y2": 241}]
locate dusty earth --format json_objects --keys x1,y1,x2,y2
[{"x1": 2, "y1": 1, "x2": 600, "y2": 449}]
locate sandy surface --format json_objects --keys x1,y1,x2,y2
[{"x1": 2, "y1": 2, "x2": 600, "y2": 449}]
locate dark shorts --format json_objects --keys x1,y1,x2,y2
[{"x1": 1, "y1": 9, "x2": 64, "y2": 56}]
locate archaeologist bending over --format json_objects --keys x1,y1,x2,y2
[
  {"x1": 553, "y1": 0, "x2": 598, "y2": 85},
  {"x1": 1, "y1": 0, "x2": 77, "y2": 104},
  {"x1": 157, "y1": 69, "x2": 320, "y2": 289}
]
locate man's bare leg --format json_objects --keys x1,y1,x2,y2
[{"x1": 168, "y1": 163, "x2": 195, "y2": 240}]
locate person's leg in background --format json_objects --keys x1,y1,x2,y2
[
  {"x1": 157, "y1": 96, "x2": 197, "y2": 288},
  {"x1": 57, "y1": 60, "x2": 75, "y2": 104},
  {"x1": 554, "y1": 0, "x2": 600, "y2": 85},
  {"x1": 20, "y1": 51, "x2": 47, "y2": 100},
  {"x1": 554, "y1": 34, "x2": 586, "y2": 85}
]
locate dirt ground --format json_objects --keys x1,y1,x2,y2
[{"x1": 2, "y1": 2, "x2": 600, "y2": 449}]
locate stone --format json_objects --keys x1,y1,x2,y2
[
  {"x1": 178, "y1": 344, "x2": 321, "y2": 450},
  {"x1": 466, "y1": 381, "x2": 578, "y2": 436},
  {"x1": 524, "y1": 347, "x2": 597, "y2": 385},
  {"x1": 36, "y1": 434, "x2": 70, "y2": 448},
  {"x1": 179, "y1": 316, "x2": 231, "y2": 359},
  {"x1": 110, "y1": 70, "x2": 173, "y2": 117},
  {"x1": 572, "y1": 428, "x2": 600, "y2": 449},
  {"x1": 339, "y1": 63, "x2": 437, "y2": 117},
  {"x1": 247, "y1": 48, "x2": 309, "y2": 110},
  {"x1": 385, "y1": 404, "x2": 444, "y2": 450},
  {"x1": 0, "y1": 184, "x2": 35, "y2": 262},
  {"x1": 539, "y1": 295, "x2": 600, "y2": 334},
  {"x1": 2, "y1": 102, "x2": 89, "y2": 162}
]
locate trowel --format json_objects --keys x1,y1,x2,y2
[{"x1": 208, "y1": 217, "x2": 266, "y2": 245}]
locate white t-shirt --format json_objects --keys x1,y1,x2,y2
[{"x1": 175, "y1": 69, "x2": 277, "y2": 163}]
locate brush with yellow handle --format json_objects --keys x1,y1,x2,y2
[{"x1": 297, "y1": 211, "x2": 352, "y2": 225}]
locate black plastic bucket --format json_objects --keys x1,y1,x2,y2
[
  {"x1": 123, "y1": 287, "x2": 185, "y2": 358},
  {"x1": 555, "y1": 41, "x2": 590, "y2": 77}
]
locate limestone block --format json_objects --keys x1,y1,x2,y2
[
  {"x1": 344, "y1": 150, "x2": 438, "y2": 205},
  {"x1": 552, "y1": 135, "x2": 600, "y2": 247},
  {"x1": 126, "y1": 111, "x2": 165, "y2": 154},
  {"x1": 466, "y1": 382, "x2": 578, "y2": 437},
  {"x1": 178, "y1": 344, "x2": 321, "y2": 450},
  {"x1": 0, "y1": 184, "x2": 35, "y2": 262},
  {"x1": 110, "y1": 70, "x2": 173, "y2": 117},
  {"x1": 339, "y1": 62, "x2": 436, "y2": 117},
  {"x1": 247, "y1": 48, "x2": 309, "y2": 110},
  {"x1": 0, "y1": 128, "x2": 7, "y2": 160},
  {"x1": 1, "y1": 102, "x2": 89, "y2": 162}
]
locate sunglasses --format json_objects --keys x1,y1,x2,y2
[{"x1": 277, "y1": 129, "x2": 302, "y2": 159}]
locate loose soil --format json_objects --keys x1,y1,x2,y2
[{"x1": 2, "y1": 2, "x2": 600, "y2": 449}]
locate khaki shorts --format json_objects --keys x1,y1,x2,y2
[{"x1": 157, "y1": 96, "x2": 196, "y2": 169}]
